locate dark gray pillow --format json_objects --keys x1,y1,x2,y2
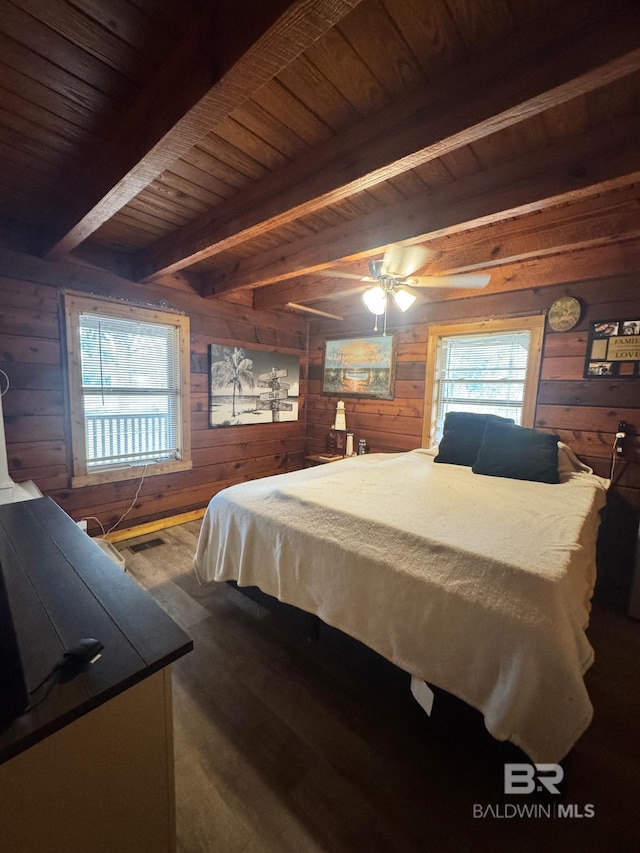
[
  {"x1": 472, "y1": 421, "x2": 560, "y2": 483},
  {"x1": 434, "y1": 411, "x2": 514, "y2": 467}
]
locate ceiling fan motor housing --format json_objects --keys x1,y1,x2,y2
[{"x1": 368, "y1": 258, "x2": 385, "y2": 279}]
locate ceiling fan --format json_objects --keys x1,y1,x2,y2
[{"x1": 328, "y1": 243, "x2": 491, "y2": 333}]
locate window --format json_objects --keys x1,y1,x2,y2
[
  {"x1": 423, "y1": 316, "x2": 544, "y2": 447},
  {"x1": 64, "y1": 293, "x2": 191, "y2": 487}
]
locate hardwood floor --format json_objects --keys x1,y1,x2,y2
[{"x1": 115, "y1": 524, "x2": 640, "y2": 853}]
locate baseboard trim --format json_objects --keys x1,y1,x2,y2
[{"x1": 104, "y1": 507, "x2": 206, "y2": 543}]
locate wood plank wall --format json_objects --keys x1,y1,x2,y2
[
  {"x1": 1, "y1": 250, "x2": 638, "y2": 606},
  {"x1": 308, "y1": 274, "x2": 640, "y2": 496},
  {"x1": 308, "y1": 273, "x2": 640, "y2": 609},
  {"x1": 0, "y1": 255, "x2": 307, "y2": 535}
]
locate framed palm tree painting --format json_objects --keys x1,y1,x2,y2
[{"x1": 208, "y1": 345, "x2": 300, "y2": 427}]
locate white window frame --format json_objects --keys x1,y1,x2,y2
[
  {"x1": 422, "y1": 315, "x2": 544, "y2": 448},
  {"x1": 64, "y1": 292, "x2": 192, "y2": 488}
]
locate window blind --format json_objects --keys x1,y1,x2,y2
[
  {"x1": 434, "y1": 330, "x2": 531, "y2": 441},
  {"x1": 78, "y1": 313, "x2": 182, "y2": 469}
]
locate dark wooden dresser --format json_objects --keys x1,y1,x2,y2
[{"x1": 0, "y1": 497, "x2": 192, "y2": 853}]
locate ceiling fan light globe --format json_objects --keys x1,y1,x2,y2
[
  {"x1": 392, "y1": 287, "x2": 416, "y2": 312},
  {"x1": 362, "y1": 285, "x2": 387, "y2": 315}
]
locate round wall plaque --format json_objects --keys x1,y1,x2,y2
[{"x1": 548, "y1": 296, "x2": 581, "y2": 332}]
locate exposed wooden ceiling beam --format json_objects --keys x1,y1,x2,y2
[
  {"x1": 257, "y1": 189, "x2": 640, "y2": 309},
  {"x1": 305, "y1": 240, "x2": 640, "y2": 319},
  {"x1": 41, "y1": 0, "x2": 364, "y2": 261},
  {"x1": 138, "y1": 0, "x2": 640, "y2": 282},
  {"x1": 472, "y1": 239, "x2": 640, "y2": 298},
  {"x1": 69, "y1": 242, "x2": 205, "y2": 295},
  {"x1": 407, "y1": 187, "x2": 640, "y2": 275},
  {"x1": 215, "y1": 116, "x2": 640, "y2": 299}
]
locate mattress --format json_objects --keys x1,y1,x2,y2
[{"x1": 194, "y1": 448, "x2": 608, "y2": 762}]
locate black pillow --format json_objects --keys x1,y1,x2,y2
[
  {"x1": 434, "y1": 412, "x2": 514, "y2": 467},
  {"x1": 472, "y1": 421, "x2": 560, "y2": 483}
]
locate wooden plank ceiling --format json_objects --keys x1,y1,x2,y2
[{"x1": 0, "y1": 0, "x2": 638, "y2": 318}]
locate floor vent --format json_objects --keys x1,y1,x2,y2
[{"x1": 129, "y1": 537, "x2": 165, "y2": 553}]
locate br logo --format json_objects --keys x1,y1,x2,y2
[{"x1": 504, "y1": 764, "x2": 564, "y2": 795}]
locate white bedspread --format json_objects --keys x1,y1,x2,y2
[{"x1": 194, "y1": 448, "x2": 608, "y2": 762}]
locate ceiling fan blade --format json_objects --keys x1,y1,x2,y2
[
  {"x1": 381, "y1": 243, "x2": 433, "y2": 278},
  {"x1": 408, "y1": 273, "x2": 491, "y2": 289},
  {"x1": 321, "y1": 282, "x2": 371, "y2": 301},
  {"x1": 321, "y1": 269, "x2": 375, "y2": 283}
]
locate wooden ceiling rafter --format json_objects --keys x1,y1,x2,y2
[
  {"x1": 0, "y1": 0, "x2": 638, "y2": 322},
  {"x1": 403, "y1": 186, "x2": 640, "y2": 275},
  {"x1": 40, "y1": 0, "x2": 365, "y2": 261},
  {"x1": 304, "y1": 238, "x2": 640, "y2": 319},
  {"x1": 214, "y1": 115, "x2": 640, "y2": 304},
  {"x1": 253, "y1": 184, "x2": 640, "y2": 312},
  {"x1": 135, "y1": 0, "x2": 640, "y2": 284}
]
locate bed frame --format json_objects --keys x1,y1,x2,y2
[{"x1": 227, "y1": 580, "x2": 528, "y2": 762}]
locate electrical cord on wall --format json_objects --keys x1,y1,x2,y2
[
  {"x1": 82, "y1": 515, "x2": 106, "y2": 536},
  {"x1": 80, "y1": 464, "x2": 148, "y2": 537},
  {"x1": 609, "y1": 432, "x2": 626, "y2": 483},
  {"x1": 107, "y1": 464, "x2": 148, "y2": 534},
  {"x1": 3, "y1": 360, "x2": 148, "y2": 539},
  {"x1": 610, "y1": 435, "x2": 619, "y2": 481}
]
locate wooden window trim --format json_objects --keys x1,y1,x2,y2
[
  {"x1": 64, "y1": 292, "x2": 192, "y2": 488},
  {"x1": 421, "y1": 315, "x2": 544, "y2": 449}
]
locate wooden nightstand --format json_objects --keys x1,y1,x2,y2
[{"x1": 304, "y1": 454, "x2": 345, "y2": 467}]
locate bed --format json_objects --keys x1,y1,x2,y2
[{"x1": 193, "y1": 424, "x2": 608, "y2": 764}]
